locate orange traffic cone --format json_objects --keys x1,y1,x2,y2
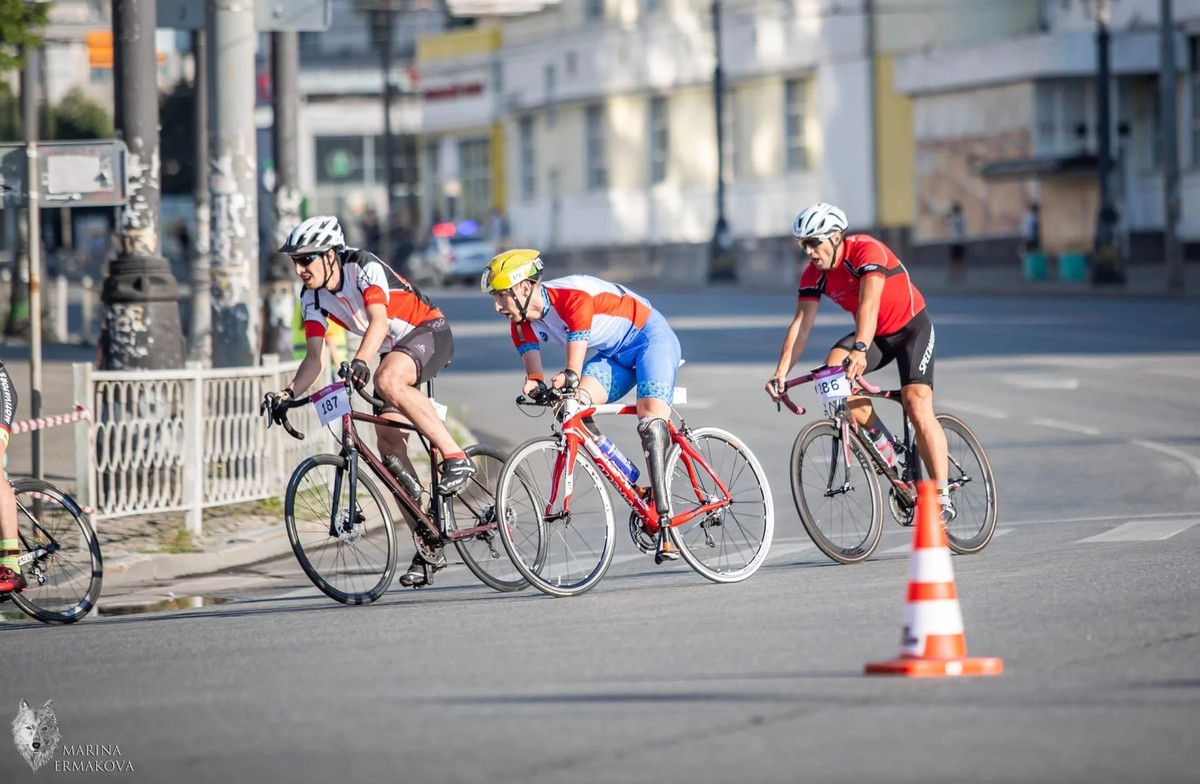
[{"x1": 865, "y1": 480, "x2": 1003, "y2": 678}]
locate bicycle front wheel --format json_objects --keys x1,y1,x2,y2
[
  {"x1": 9, "y1": 479, "x2": 103, "y2": 625},
  {"x1": 495, "y1": 436, "x2": 615, "y2": 598},
  {"x1": 936, "y1": 413, "x2": 998, "y2": 554},
  {"x1": 790, "y1": 420, "x2": 884, "y2": 564},
  {"x1": 665, "y1": 427, "x2": 774, "y2": 583},
  {"x1": 447, "y1": 443, "x2": 543, "y2": 593},
  {"x1": 284, "y1": 453, "x2": 398, "y2": 605}
]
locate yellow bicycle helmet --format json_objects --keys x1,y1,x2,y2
[{"x1": 481, "y1": 249, "x2": 544, "y2": 294}]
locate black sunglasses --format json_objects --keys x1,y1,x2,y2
[
  {"x1": 290, "y1": 252, "x2": 323, "y2": 266},
  {"x1": 799, "y1": 236, "x2": 825, "y2": 250}
]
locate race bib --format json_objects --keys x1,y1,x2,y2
[
  {"x1": 813, "y1": 370, "x2": 852, "y2": 404},
  {"x1": 430, "y1": 398, "x2": 448, "y2": 422},
  {"x1": 312, "y1": 383, "x2": 351, "y2": 426}
]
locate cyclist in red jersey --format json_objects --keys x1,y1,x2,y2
[{"x1": 765, "y1": 202, "x2": 954, "y2": 522}]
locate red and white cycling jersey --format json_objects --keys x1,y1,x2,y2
[
  {"x1": 797, "y1": 234, "x2": 926, "y2": 336},
  {"x1": 302, "y1": 248, "x2": 443, "y2": 353},
  {"x1": 510, "y1": 275, "x2": 652, "y2": 355}
]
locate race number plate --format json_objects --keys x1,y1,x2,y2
[
  {"x1": 430, "y1": 398, "x2": 448, "y2": 422},
  {"x1": 813, "y1": 369, "x2": 852, "y2": 404},
  {"x1": 312, "y1": 383, "x2": 351, "y2": 426}
]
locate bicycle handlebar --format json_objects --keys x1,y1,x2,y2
[
  {"x1": 772, "y1": 364, "x2": 880, "y2": 417},
  {"x1": 262, "y1": 362, "x2": 390, "y2": 441}
]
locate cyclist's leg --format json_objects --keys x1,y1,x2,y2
[
  {"x1": 628, "y1": 315, "x2": 681, "y2": 561},
  {"x1": 892, "y1": 312, "x2": 949, "y2": 508},
  {"x1": 827, "y1": 333, "x2": 890, "y2": 429},
  {"x1": 372, "y1": 318, "x2": 474, "y2": 495},
  {"x1": 371, "y1": 404, "x2": 420, "y2": 532},
  {"x1": 0, "y1": 364, "x2": 22, "y2": 592}
]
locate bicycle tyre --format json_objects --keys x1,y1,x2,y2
[
  {"x1": 284, "y1": 453, "x2": 398, "y2": 605},
  {"x1": 495, "y1": 436, "x2": 616, "y2": 598},
  {"x1": 447, "y1": 443, "x2": 545, "y2": 593},
  {"x1": 665, "y1": 427, "x2": 774, "y2": 583},
  {"x1": 9, "y1": 479, "x2": 103, "y2": 625},
  {"x1": 790, "y1": 420, "x2": 884, "y2": 564},
  {"x1": 936, "y1": 413, "x2": 998, "y2": 555}
]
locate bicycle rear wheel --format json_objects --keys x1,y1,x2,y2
[
  {"x1": 665, "y1": 427, "x2": 774, "y2": 583},
  {"x1": 495, "y1": 436, "x2": 615, "y2": 598},
  {"x1": 284, "y1": 453, "x2": 398, "y2": 605},
  {"x1": 447, "y1": 443, "x2": 544, "y2": 592},
  {"x1": 8, "y1": 479, "x2": 103, "y2": 625},
  {"x1": 790, "y1": 420, "x2": 884, "y2": 564},
  {"x1": 936, "y1": 413, "x2": 998, "y2": 554}
]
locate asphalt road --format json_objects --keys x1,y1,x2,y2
[{"x1": 3, "y1": 288, "x2": 1198, "y2": 784}]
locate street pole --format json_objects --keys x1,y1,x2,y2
[
  {"x1": 208, "y1": 0, "x2": 261, "y2": 367},
  {"x1": 21, "y1": 44, "x2": 42, "y2": 480},
  {"x1": 266, "y1": 31, "x2": 301, "y2": 360},
  {"x1": 189, "y1": 27, "x2": 212, "y2": 365},
  {"x1": 1161, "y1": 0, "x2": 1184, "y2": 293},
  {"x1": 100, "y1": 0, "x2": 186, "y2": 370},
  {"x1": 1092, "y1": 0, "x2": 1125, "y2": 285},
  {"x1": 376, "y1": 5, "x2": 396, "y2": 269},
  {"x1": 709, "y1": 0, "x2": 734, "y2": 281}
]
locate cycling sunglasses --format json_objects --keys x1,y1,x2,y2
[
  {"x1": 798, "y1": 235, "x2": 827, "y2": 251},
  {"x1": 290, "y1": 252, "x2": 324, "y2": 266}
]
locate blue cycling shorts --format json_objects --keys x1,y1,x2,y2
[{"x1": 582, "y1": 310, "x2": 681, "y2": 405}]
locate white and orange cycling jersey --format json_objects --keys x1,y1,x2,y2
[
  {"x1": 510, "y1": 275, "x2": 653, "y2": 355},
  {"x1": 302, "y1": 248, "x2": 443, "y2": 354}
]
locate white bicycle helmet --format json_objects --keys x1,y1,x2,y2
[
  {"x1": 792, "y1": 203, "x2": 848, "y2": 240},
  {"x1": 280, "y1": 216, "x2": 346, "y2": 255}
]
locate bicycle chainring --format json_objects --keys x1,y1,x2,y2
[
  {"x1": 413, "y1": 529, "x2": 443, "y2": 562},
  {"x1": 889, "y1": 488, "x2": 915, "y2": 527},
  {"x1": 628, "y1": 512, "x2": 657, "y2": 554}
]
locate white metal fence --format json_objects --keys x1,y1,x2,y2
[{"x1": 72, "y1": 358, "x2": 325, "y2": 533}]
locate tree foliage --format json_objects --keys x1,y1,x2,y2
[
  {"x1": 48, "y1": 87, "x2": 113, "y2": 140},
  {"x1": 160, "y1": 79, "x2": 195, "y2": 195},
  {"x1": 0, "y1": 0, "x2": 50, "y2": 73}
]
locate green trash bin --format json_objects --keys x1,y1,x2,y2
[
  {"x1": 1058, "y1": 252, "x2": 1089, "y2": 281},
  {"x1": 1023, "y1": 252, "x2": 1049, "y2": 280}
]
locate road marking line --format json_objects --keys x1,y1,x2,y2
[
  {"x1": 1030, "y1": 418, "x2": 1101, "y2": 436},
  {"x1": 940, "y1": 400, "x2": 1009, "y2": 419},
  {"x1": 879, "y1": 527, "x2": 1013, "y2": 555},
  {"x1": 1131, "y1": 439, "x2": 1200, "y2": 483},
  {"x1": 1002, "y1": 511, "x2": 1200, "y2": 527},
  {"x1": 1075, "y1": 519, "x2": 1200, "y2": 543},
  {"x1": 1001, "y1": 375, "x2": 1080, "y2": 390}
]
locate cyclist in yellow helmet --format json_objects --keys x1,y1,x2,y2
[{"x1": 481, "y1": 249, "x2": 683, "y2": 562}]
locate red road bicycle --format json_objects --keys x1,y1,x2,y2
[
  {"x1": 494, "y1": 385, "x2": 774, "y2": 597},
  {"x1": 774, "y1": 365, "x2": 997, "y2": 564}
]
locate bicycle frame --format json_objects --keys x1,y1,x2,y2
[
  {"x1": 540, "y1": 395, "x2": 732, "y2": 535},
  {"x1": 281, "y1": 376, "x2": 493, "y2": 549}
]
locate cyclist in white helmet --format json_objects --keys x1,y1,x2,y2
[
  {"x1": 262, "y1": 215, "x2": 475, "y2": 587},
  {"x1": 765, "y1": 202, "x2": 954, "y2": 522}
]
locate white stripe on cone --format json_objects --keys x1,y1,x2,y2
[
  {"x1": 908, "y1": 548, "x2": 956, "y2": 584},
  {"x1": 902, "y1": 599, "x2": 966, "y2": 655}
]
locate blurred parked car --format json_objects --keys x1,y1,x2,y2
[{"x1": 412, "y1": 223, "x2": 496, "y2": 287}]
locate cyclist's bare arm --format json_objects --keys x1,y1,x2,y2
[
  {"x1": 521, "y1": 348, "x2": 546, "y2": 395},
  {"x1": 852, "y1": 274, "x2": 885, "y2": 348},
  {"x1": 769, "y1": 298, "x2": 818, "y2": 396},
  {"x1": 549, "y1": 339, "x2": 588, "y2": 390},
  {"x1": 355, "y1": 302, "x2": 389, "y2": 361},
  {"x1": 287, "y1": 337, "x2": 329, "y2": 396}
]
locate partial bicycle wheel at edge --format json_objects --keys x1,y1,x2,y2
[
  {"x1": 284, "y1": 453, "x2": 398, "y2": 605},
  {"x1": 9, "y1": 478, "x2": 103, "y2": 625},
  {"x1": 790, "y1": 420, "x2": 884, "y2": 564},
  {"x1": 936, "y1": 413, "x2": 998, "y2": 554}
]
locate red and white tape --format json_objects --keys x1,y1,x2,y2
[{"x1": 10, "y1": 405, "x2": 91, "y2": 435}]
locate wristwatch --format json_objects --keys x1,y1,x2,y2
[{"x1": 852, "y1": 341, "x2": 869, "y2": 353}]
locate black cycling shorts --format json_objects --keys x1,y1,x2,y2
[
  {"x1": 0, "y1": 361, "x2": 17, "y2": 445},
  {"x1": 833, "y1": 308, "x2": 936, "y2": 387},
  {"x1": 372, "y1": 317, "x2": 454, "y2": 416}
]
